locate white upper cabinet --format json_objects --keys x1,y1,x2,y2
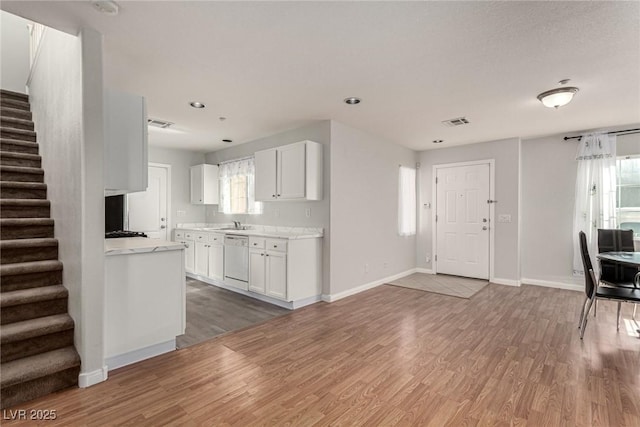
[
  {"x1": 190, "y1": 164, "x2": 219, "y2": 205},
  {"x1": 104, "y1": 89, "x2": 148, "y2": 195},
  {"x1": 254, "y1": 149, "x2": 277, "y2": 201},
  {"x1": 255, "y1": 140, "x2": 323, "y2": 201}
]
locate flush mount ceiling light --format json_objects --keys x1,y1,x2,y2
[
  {"x1": 222, "y1": 139, "x2": 233, "y2": 143},
  {"x1": 92, "y1": 0, "x2": 119, "y2": 15},
  {"x1": 432, "y1": 139, "x2": 444, "y2": 144},
  {"x1": 189, "y1": 101, "x2": 206, "y2": 109},
  {"x1": 344, "y1": 97, "x2": 361, "y2": 105},
  {"x1": 537, "y1": 81, "x2": 579, "y2": 109}
]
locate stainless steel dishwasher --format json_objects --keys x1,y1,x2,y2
[{"x1": 224, "y1": 235, "x2": 249, "y2": 290}]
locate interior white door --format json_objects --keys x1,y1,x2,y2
[
  {"x1": 435, "y1": 163, "x2": 490, "y2": 279},
  {"x1": 127, "y1": 165, "x2": 168, "y2": 239}
]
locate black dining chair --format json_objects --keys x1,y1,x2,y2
[{"x1": 578, "y1": 231, "x2": 640, "y2": 339}]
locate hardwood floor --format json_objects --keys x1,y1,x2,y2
[
  {"x1": 3, "y1": 283, "x2": 640, "y2": 426},
  {"x1": 177, "y1": 278, "x2": 289, "y2": 348}
]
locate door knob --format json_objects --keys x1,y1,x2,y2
[
  {"x1": 161, "y1": 225, "x2": 166, "y2": 229},
  {"x1": 482, "y1": 226, "x2": 488, "y2": 230},
  {"x1": 161, "y1": 218, "x2": 165, "y2": 221},
  {"x1": 482, "y1": 218, "x2": 487, "y2": 223}
]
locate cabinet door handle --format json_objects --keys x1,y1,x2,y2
[
  {"x1": 261, "y1": 253, "x2": 264, "y2": 256},
  {"x1": 277, "y1": 194, "x2": 281, "y2": 197},
  {"x1": 272, "y1": 194, "x2": 276, "y2": 198},
  {"x1": 266, "y1": 254, "x2": 270, "y2": 257}
]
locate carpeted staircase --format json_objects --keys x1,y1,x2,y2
[{"x1": 0, "y1": 89, "x2": 80, "y2": 409}]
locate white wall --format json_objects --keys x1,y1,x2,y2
[
  {"x1": 520, "y1": 125, "x2": 640, "y2": 288},
  {"x1": 329, "y1": 121, "x2": 417, "y2": 296},
  {"x1": 204, "y1": 121, "x2": 332, "y2": 293},
  {"x1": 417, "y1": 138, "x2": 521, "y2": 284},
  {"x1": 148, "y1": 147, "x2": 206, "y2": 233},
  {"x1": 28, "y1": 26, "x2": 106, "y2": 385},
  {"x1": 0, "y1": 11, "x2": 30, "y2": 93}
]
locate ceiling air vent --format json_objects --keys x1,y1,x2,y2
[
  {"x1": 147, "y1": 118, "x2": 174, "y2": 129},
  {"x1": 442, "y1": 117, "x2": 469, "y2": 127}
]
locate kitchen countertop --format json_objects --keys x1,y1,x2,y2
[
  {"x1": 105, "y1": 237, "x2": 186, "y2": 256},
  {"x1": 176, "y1": 224, "x2": 323, "y2": 240}
]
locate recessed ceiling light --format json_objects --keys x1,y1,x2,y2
[
  {"x1": 537, "y1": 80, "x2": 579, "y2": 108},
  {"x1": 344, "y1": 97, "x2": 361, "y2": 105},
  {"x1": 189, "y1": 101, "x2": 206, "y2": 109},
  {"x1": 92, "y1": 0, "x2": 119, "y2": 15},
  {"x1": 222, "y1": 139, "x2": 233, "y2": 143},
  {"x1": 219, "y1": 117, "x2": 227, "y2": 121},
  {"x1": 432, "y1": 140, "x2": 444, "y2": 144}
]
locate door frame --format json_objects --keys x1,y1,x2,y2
[
  {"x1": 126, "y1": 162, "x2": 172, "y2": 239},
  {"x1": 431, "y1": 159, "x2": 495, "y2": 282}
]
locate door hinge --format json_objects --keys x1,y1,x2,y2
[
  {"x1": 435, "y1": 215, "x2": 438, "y2": 222},
  {"x1": 435, "y1": 177, "x2": 438, "y2": 184},
  {"x1": 435, "y1": 255, "x2": 437, "y2": 261}
]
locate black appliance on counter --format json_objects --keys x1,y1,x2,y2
[{"x1": 105, "y1": 195, "x2": 147, "y2": 239}]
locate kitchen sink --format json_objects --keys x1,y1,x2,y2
[{"x1": 211, "y1": 226, "x2": 249, "y2": 231}]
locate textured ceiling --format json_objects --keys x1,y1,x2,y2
[{"x1": 2, "y1": 1, "x2": 639, "y2": 152}]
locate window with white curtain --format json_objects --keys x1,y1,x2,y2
[
  {"x1": 218, "y1": 157, "x2": 263, "y2": 215},
  {"x1": 398, "y1": 166, "x2": 416, "y2": 236}
]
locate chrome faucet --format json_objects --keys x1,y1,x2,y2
[{"x1": 233, "y1": 220, "x2": 241, "y2": 229}]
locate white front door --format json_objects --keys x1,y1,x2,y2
[
  {"x1": 127, "y1": 165, "x2": 169, "y2": 240},
  {"x1": 435, "y1": 163, "x2": 490, "y2": 279}
]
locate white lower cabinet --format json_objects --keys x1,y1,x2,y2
[
  {"x1": 207, "y1": 236, "x2": 224, "y2": 281},
  {"x1": 184, "y1": 241, "x2": 195, "y2": 273},
  {"x1": 195, "y1": 241, "x2": 208, "y2": 276},
  {"x1": 249, "y1": 238, "x2": 288, "y2": 300}
]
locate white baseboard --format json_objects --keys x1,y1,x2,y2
[
  {"x1": 520, "y1": 277, "x2": 582, "y2": 292},
  {"x1": 491, "y1": 277, "x2": 521, "y2": 287},
  {"x1": 78, "y1": 366, "x2": 108, "y2": 388},
  {"x1": 105, "y1": 339, "x2": 176, "y2": 371},
  {"x1": 322, "y1": 268, "x2": 416, "y2": 303},
  {"x1": 415, "y1": 268, "x2": 435, "y2": 274}
]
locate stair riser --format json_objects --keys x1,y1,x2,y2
[
  {"x1": 0, "y1": 141, "x2": 38, "y2": 155},
  {"x1": 0, "y1": 171, "x2": 44, "y2": 183},
  {"x1": 0, "y1": 108, "x2": 32, "y2": 121},
  {"x1": 1, "y1": 246, "x2": 58, "y2": 264},
  {"x1": 0, "y1": 118, "x2": 33, "y2": 131},
  {"x1": 0, "y1": 156, "x2": 41, "y2": 168},
  {"x1": 0, "y1": 187, "x2": 46, "y2": 199},
  {"x1": 0, "y1": 205, "x2": 50, "y2": 219},
  {"x1": 0, "y1": 366, "x2": 79, "y2": 410},
  {"x1": 1, "y1": 298, "x2": 67, "y2": 325},
  {"x1": 0, "y1": 98, "x2": 30, "y2": 112},
  {"x1": 0, "y1": 270, "x2": 62, "y2": 292},
  {"x1": 1, "y1": 330, "x2": 74, "y2": 363},
  {"x1": 0, "y1": 224, "x2": 53, "y2": 240},
  {"x1": 0, "y1": 91, "x2": 29, "y2": 103},
  {"x1": 0, "y1": 129, "x2": 35, "y2": 142}
]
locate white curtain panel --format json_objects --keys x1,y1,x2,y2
[
  {"x1": 398, "y1": 166, "x2": 417, "y2": 237},
  {"x1": 572, "y1": 133, "x2": 617, "y2": 276},
  {"x1": 218, "y1": 157, "x2": 263, "y2": 215}
]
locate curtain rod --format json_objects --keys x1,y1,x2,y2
[
  {"x1": 563, "y1": 128, "x2": 640, "y2": 141},
  {"x1": 217, "y1": 155, "x2": 254, "y2": 166}
]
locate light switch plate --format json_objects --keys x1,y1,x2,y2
[
  {"x1": 498, "y1": 214, "x2": 512, "y2": 223},
  {"x1": 177, "y1": 210, "x2": 187, "y2": 218}
]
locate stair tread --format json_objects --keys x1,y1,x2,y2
[
  {"x1": 0, "y1": 238, "x2": 57, "y2": 249},
  {"x1": 1, "y1": 314, "x2": 73, "y2": 344},
  {"x1": 0, "y1": 90, "x2": 29, "y2": 102},
  {"x1": 0, "y1": 284, "x2": 67, "y2": 307},
  {"x1": 0, "y1": 151, "x2": 40, "y2": 160},
  {"x1": 0, "y1": 128, "x2": 35, "y2": 137},
  {"x1": 0, "y1": 218, "x2": 53, "y2": 225},
  {"x1": 0, "y1": 165, "x2": 44, "y2": 174},
  {"x1": 1, "y1": 116, "x2": 32, "y2": 126},
  {"x1": 0, "y1": 346, "x2": 80, "y2": 388},
  {"x1": 0, "y1": 181, "x2": 46, "y2": 189},
  {"x1": 0, "y1": 260, "x2": 62, "y2": 276},
  {"x1": 0, "y1": 199, "x2": 49, "y2": 206},
  {"x1": 0, "y1": 138, "x2": 38, "y2": 146}
]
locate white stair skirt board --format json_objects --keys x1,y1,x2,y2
[
  {"x1": 520, "y1": 278, "x2": 583, "y2": 292},
  {"x1": 322, "y1": 269, "x2": 418, "y2": 303},
  {"x1": 186, "y1": 272, "x2": 320, "y2": 310},
  {"x1": 105, "y1": 339, "x2": 176, "y2": 371},
  {"x1": 78, "y1": 366, "x2": 108, "y2": 388}
]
